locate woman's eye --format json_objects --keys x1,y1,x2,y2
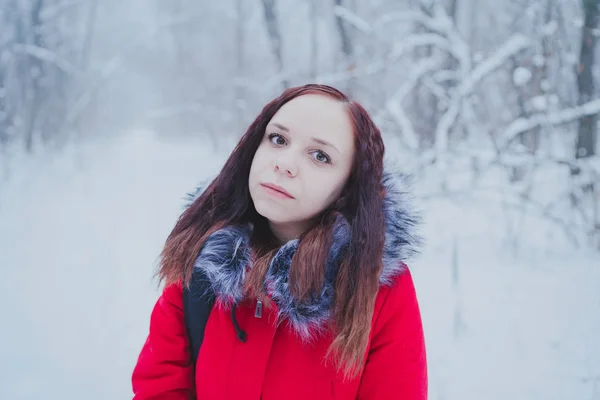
[
  {"x1": 311, "y1": 150, "x2": 331, "y2": 164},
  {"x1": 268, "y1": 133, "x2": 286, "y2": 146}
]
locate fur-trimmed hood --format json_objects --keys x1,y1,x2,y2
[{"x1": 187, "y1": 172, "x2": 421, "y2": 341}]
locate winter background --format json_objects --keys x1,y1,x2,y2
[{"x1": 0, "y1": 0, "x2": 599, "y2": 399}]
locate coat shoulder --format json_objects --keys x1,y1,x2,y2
[
  {"x1": 372, "y1": 264, "x2": 421, "y2": 333},
  {"x1": 358, "y1": 265, "x2": 427, "y2": 399}
]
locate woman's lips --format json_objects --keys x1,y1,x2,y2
[{"x1": 260, "y1": 183, "x2": 294, "y2": 199}]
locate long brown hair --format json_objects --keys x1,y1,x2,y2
[{"x1": 157, "y1": 84, "x2": 386, "y2": 378}]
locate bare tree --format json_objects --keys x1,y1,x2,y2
[
  {"x1": 575, "y1": 0, "x2": 599, "y2": 159},
  {"x1": 22, "y1": 0, "x2": 45, "y2": 151},
  {"x1": 0, "y1": 0, "x2": 90, "y2": 151},
  {"x1": 309, "y1": 0, "x2": 319, "y2": 80},
  {"x1": 0, "y1": 3, "x2": 16, "y2": 146},
  {"x1": 2, "y1": 0, "x2": 598, "y2": 249},
  {"x1": 507, "y1": 0, "x2": 556, "y2": 182},
  {"x1": 571, "y1": 0, "x2": 600, "y2": 247},
  {"x1": 261, "y1": 0, "x2": 288, "y2": 90},
  {"x1": 80, "y1": 0, "x2": 99, "y2": 71},
  {"x1": 234, "y1": 0, "x2": 246, "y2": 129},
  {"x1": 333, "y1": 0, "x2": 355, "y2": 96}
]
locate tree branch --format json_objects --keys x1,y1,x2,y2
[
  {"x1": 12, "y1": 44, "x2": 83, "y2": 77},
  {"x1": 500, "y1": 98, "x2": 600, "y2": 148},
  {"x1": 435, "y1": 34, "x2": 530, "y2": 155}
]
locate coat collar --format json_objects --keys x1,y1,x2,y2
[{"x1": 188, "y1": 171, "x2": 421, "y2": 341}]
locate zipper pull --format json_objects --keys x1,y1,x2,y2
[{"x1": 254, "y1": 300, "x2": 263, "y2": 318}]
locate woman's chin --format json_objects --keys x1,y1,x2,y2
[{"x1": 254, "y1": 201, "x2": 289, "y2": 223}]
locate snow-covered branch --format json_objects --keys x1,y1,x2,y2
[
  {"x1": 500, "y1": 98, "x2": 600, "y2": 148},
  {"x1": 375, "y1": 11, "x2": 447, "y2": 33},
  {"x1": 41, "y1": 0, "x2": 88, "y2": 20},
  {"x1": 332, "y1": 5, "x2": 371, "y2": 34},
  {"x1": 12, "y1": 44, "x2": 84, "y2": 77},
  {"x1": 386, "y1": 57, "x2": 442, "y2": 149},
  {"x1": 321, "y1": 5, "x2": 471, "y2": 85},
  {"x1": 315, "y1": 33, "x2": 448, "y2": 84},
  {"x1": 463, "y1": 34, "x2": 530, "y2": 94},
  {"x1": 390, "y1": 33, "x2": 450, "y2": 58},
  {"x1": 374, "y1": 5, "x2": 471, "y2": 72},
  {"x1": 435, "y1": 34, "x2": 530, "y2": 154}
]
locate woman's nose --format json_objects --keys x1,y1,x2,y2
[{"x1": 273, "y1": 157, "x2": 297, "y2": 177}]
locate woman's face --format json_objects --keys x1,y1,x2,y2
[{"x1": 248, "y1": 94, "x2": 355, "y2": 242}]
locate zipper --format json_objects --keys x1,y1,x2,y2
[{"x1": 254, "y1": 300, "x2": 263, "y2": 318}]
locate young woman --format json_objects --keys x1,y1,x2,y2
[{"x1": 131, "y1": 84, "x2": 427, "y2": 399}]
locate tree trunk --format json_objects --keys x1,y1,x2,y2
[
  {"x1": 333, "y1": 0, "x2": 355, "y2": 96},
  {"x1": 261, "y1": 0, "x2": 288, "y2": 90},
  {"x1": 509, "y1": 0, "x2": 553, "y2": 181},
  {"x1": 24, "y1": 0, "x2": 44, "y2": 152},
  {"x1": 309, "y1": 0, "x2": 318, "y2": 80},
  {"x1": 573, "y1": 0, "x2": 600, "y2": 248},
  {"x1": 80, "y1": 0, "x2": 98, "y2": 71},
  {"x1": 235, "y1": 0, "x2": 245, "y2": 130},
  {"x1": 575, "y1": 0, "x2": 599, "y2": 159},
  {"x1": 0, "y1": 6, "x2": 12, "y2": 145}
]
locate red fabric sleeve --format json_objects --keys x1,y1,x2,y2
[
  {"x1": 131, "y1": 283, "x2": 194, "y2": 399},
  {"x1": 357, "y1": 268, "x2": 428, "y2": 400}
]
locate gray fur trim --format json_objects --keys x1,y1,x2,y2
[
  {"x1": 380, "y1": 172, "x2": 422, "y2": 285},
  {"x1": 192, "y1": 224, "x2": 252, "y2": 307}
]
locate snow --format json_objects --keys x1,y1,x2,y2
[
  {"x1": 533, "y1": 54, "x2": 545, "y2": 67},
  {"x1": 540, "y1": 79, "x2": 551, "y2": 92},
  {"x1": 416, "y1": 247, "x2": 600, "y2": 400},
  {"x1": 530, "y1": 95, "x2": 548, "y2": 111},
  {"x1": 0, "y1": 131, "x2": 599, "y2": 400},
  {"x1": 542, "y1": 21, "x2": 558, "y2": 36},
  {"x1": 513, "y1": 67, "x2": 532, "y2": 87}
]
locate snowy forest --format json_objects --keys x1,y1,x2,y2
[
  {"x1": 0, "y1": 0, "x2": 599, "y2": 399},
  {"x1": 1, "y1": 0, "x2": 599, "y2": 248}
]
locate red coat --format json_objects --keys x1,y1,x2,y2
[{"x1": 131, "y1": 268, "x2": 427, "y2": 399}]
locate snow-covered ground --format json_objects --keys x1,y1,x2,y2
[{"x1": 0, "y1": 131, "x2": 598, "y2": 400}]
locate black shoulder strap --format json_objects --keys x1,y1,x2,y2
[{"x1": 183, "y1": 269, "x2": 216, "y2": 366}]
